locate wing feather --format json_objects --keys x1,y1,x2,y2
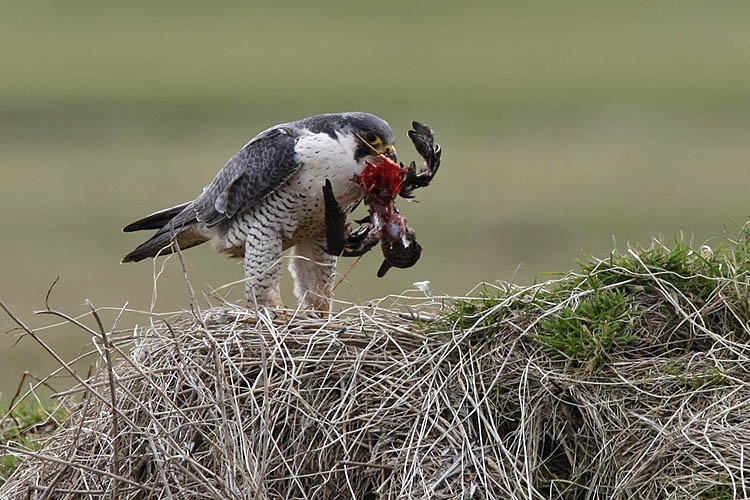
[{"x1": 193, "y1": 126, "x2": 303, "y2": 227}]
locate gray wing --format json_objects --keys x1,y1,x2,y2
[{"x1": 193, "y1": 126, "x2": 302, "y2": 227}]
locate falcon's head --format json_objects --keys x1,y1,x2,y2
[{"x1": 299, "y1": 112, "x2": 398, "y2": 164}]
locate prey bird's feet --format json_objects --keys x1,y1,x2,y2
[
  {"x1": 340, "y1": 225, "x2": 381, "y2": 257},
  {"x1": 399, "y1": 121, "x2": 442, "y2": 199}
]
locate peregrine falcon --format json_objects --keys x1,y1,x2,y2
[{"x1": 121, "y1": 112, "x2": 397, "y2": 310}]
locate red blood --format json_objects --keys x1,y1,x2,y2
[
  {"x1": 354, "y1": 156, "x2": 406, "y2": 204},
  {"x1": 352, "y1": 155, "x2": 409, "y2": 243}
]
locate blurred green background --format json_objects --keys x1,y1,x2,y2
[{"x1": 2, "y1": 0, "x2": 750, "y2": 400}]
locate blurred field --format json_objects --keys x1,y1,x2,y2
[{"x1": 2, "y1": 0, "x2": 750, "y2": 399}]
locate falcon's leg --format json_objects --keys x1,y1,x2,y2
[
  {"x1": 288, "y1": 233, "x2": 337, "y2": 312},
  {"x1": 243, "y1": 226, "x2": 283, "y2": 308}
]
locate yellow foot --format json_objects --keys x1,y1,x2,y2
[
  {"x1": 240, "y1": 297, "x2": 291, "y2": 322},
  {"x1": 301, "y1": 301, "x2": 333, "y2": 319}
]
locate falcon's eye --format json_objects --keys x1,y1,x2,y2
[{"x1": 363, "y1": 131, "x2": 380, "y2": 144}]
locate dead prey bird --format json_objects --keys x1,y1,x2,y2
[{"x1": 324, "y1": 121, "x2": 441, "y2": 276}]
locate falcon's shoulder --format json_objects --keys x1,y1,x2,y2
[{"x1": 193, "y1": 125, "x2": 304, "y2": 227}]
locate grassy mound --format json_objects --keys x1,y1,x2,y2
[{"x1": 1, "y1": 233, "x2": 750, "y2": 498}]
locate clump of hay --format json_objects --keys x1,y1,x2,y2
[{"x1": 2, "y1": 234, "x2": 750, "y2": 498}]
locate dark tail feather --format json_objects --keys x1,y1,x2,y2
[
  {"x1": 122, "y1": 202, "x2": 192, "y2": 232},
  {"x1": 121, "y1": 228, "x2": 207, "y2": 263},
  {"x1": 121, "y1": 204, "x2": 208, "y2": 263}
]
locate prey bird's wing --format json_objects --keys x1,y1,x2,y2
[
  {"x1": 323, "y1": 179, "x2": 347, "y2": 256},
  {"x1": 193, "y1": 126, "x2": 303, "y2": 227}
]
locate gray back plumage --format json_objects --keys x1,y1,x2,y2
[{"x1": 193, "y1": 127, "x2": 302, "y2": 227}]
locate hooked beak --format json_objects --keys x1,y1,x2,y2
[{"x1": 382, "y1": 145, "x2": 397, "y2": 163}]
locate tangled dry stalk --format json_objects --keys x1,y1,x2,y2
[{"x1": 1, "y1": 236, "x2": 750, "y2": 499}]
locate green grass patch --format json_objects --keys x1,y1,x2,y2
[
  {"x1": 444, "y1": 230, "x2": 750, "y2": 367},
  {"x1": 575, "y1": 236, "x2": 723, "y2": 300},
  {"x1": 536, "y1": 289, "x2": 639, "y2": 371},
  {"x1": 0, "y1": 403, "x2": 65, "y2": 486},
  {"x1": 664, "y1": 362, "x2": 728, "y2": 390},
  {"x1": 445, "y1": 288, "x2": 511, "y2": 331},
  {"x1": 698, "y1": 483, "x2": 735, "y2": 500}
]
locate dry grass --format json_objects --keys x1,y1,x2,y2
[{"x1": 1, "y1": 234, "x2": 750, "y2": 499}]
